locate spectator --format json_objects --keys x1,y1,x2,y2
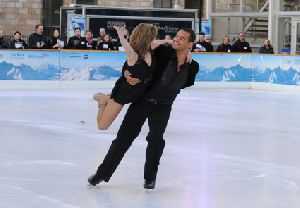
[
  {"x1": 231, "y1": 32, "x2": 252, "y2": 52},
  {"x1": 50, "y1": 29, "x2": 64, "y2": 49},
  {"x1": 97, "y1": 34, "x2": 114, "y2": 50},
  {"x1": 66, "y1": 27, "x2": 87, "y2": 49},
  {"x1": 10, "y1": 31, "x2": 28, "y2": 49},
  {"x1": 97, "y1": 27, "x2": 106, "y2": 43},
  {"x1": 259, "y1": 39, "x2": 274, "y2": 54},
  {"x1": 192, "y1": 32, "x2": 213, "y2": 52},
  {"x1": 85, "y1": 30, "x2": 96, "y2": 50},
  {"x1": 205, "y1": 36, "x2": 214, "y2": 52},
  {"x1": 28, "y1": 24, "x2": 50, "y2": 49},
  {"x1": 216, "y1": 35, "x2": 232, "y2": 52},
  {"x1": 0, "y1": 29, "x2": 10, "y2": 49}
]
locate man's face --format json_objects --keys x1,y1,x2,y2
[
  {"x1": 36, "y1": 26, "x2": 43, "y2": 35},
  {"x1": 239, "y1": 33, "x2": 245, "y2": 41},
  {"x1": 199, "y1": 35, "x2": 205, "y2": 42},
  {"x1": 172, "y1": 30, "x2": 192, "y2": 51},
  {"x1": 223, "y1": 36, "x2": 229, "y2": 45},
  {"x1": 0, "y1": 30, "x2": 3, "y2": 38},
  {"x1": 74, "y1": 29, "x2": 81, "y2": 37},
  {"x1": 205, "y1": 37, "x2": 211, "y2": 43},
  {"x1": 99, "y1": 28, "x2": 105, "y2": 36},
  {"x1": 14, "y1": 33, "x2": 21, "y2": 40}
]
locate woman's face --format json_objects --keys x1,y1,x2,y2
[
  {"x1": 53, "y1": 30, "x2": 60, "y2": 37},
  {"x1": 86, "y1": 32, "x2": 92, "y2": 39},
  {"x1": 104, "y1": 35, "x2": 110, "y2": 42},
  {"x1": 264, "y1": 40, "x2": 270, "y2": 46}
]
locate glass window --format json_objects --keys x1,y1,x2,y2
[
  {"x1": 280, "y1": 0, "x2": 300, "y2": 11},
  {"x1": 278, "y1": 17, "x2": 292, "y2": 53},
  {"x1": 42, "y1": 0, "x2": 63, "y2": 37},
  {"x1": 243, "y1": 0, "x2": 269, "y2": 12},
  {"x1": 185, "y1": 0, "x2": 202, "y2": 9},
  {"x1": 76, "y1": 0, "x2": 97, "y2": 4},
  {"x1": 153, "y1": 0, "x2": 172, "y2": 8},
  {"x1": 211, "y1": 0, "x2": 241, "y2": 13}
]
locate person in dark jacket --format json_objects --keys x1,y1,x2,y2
[
  {"x1": 97, "y1": 33, "x2": 114, "y2": 50},
  {"x1": 28, "y1": 24, "x2": 50, "y2": 49},
  {"x1": 66, "y1": 27, "x2": 87, "y2": 49},
  {"x1": 259, "y1": 39, "x2": 274, "y2": 54},
  {"x1": 216, "y1": 35, "x2": 232, "y2": 52},
  {"x1": 231, "y1": 32, "x2": 252, "y2": 53},
  {"x1": 205, "y1": 36, "x2": 214, "y2": 52},
  {"x1": 10, "y1": 31, "x2": 28, "y2": 49},
  {"x1": 192, "y1": 32, "x2": 213, "y2": 52},
  {"x1": 0, "y1": 29, "x2": 10, "y2": 49},
  {"x1": 50, "y1": 29, "x2": 64, "y2": 49},
  {"x1": 88, "y1": 28, "x2": 199, "y2": 190}
]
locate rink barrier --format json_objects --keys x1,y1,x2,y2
[{"x1": 0, "y1": 49, "x2": 300, "y2": 90}]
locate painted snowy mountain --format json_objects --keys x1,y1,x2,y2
[
  {"x1": 196, "y1": 64, "x2": 300, "y2": 85},
  {"x1": 196, "y1": 64, "x2": 252, "y2": 82},
  {"x1": 252, "y1": 66, "x2": 300, "y2": 85},
  {"x1": 0, "y1": 61, "x2": 121, "y2": 80},
  {"x1": 0, "y1": 61, "x2": 59, "y2": 80}
]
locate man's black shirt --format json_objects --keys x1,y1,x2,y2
[
  {"x1": 28, "y1": 33, "x2": 50, "y2": 49},
  {"x1": 66, "y1": 36, "x2": 87, "y2": 49},
  {"x1": 145, "y1": 45, "x2": 199, "y2": 104},
  {"x1": 216, "y1": 43, "x2": 232, "y2": 52},
  {"x1": 0, "y1": 37, "x2": 9, "y2": 49},
  {"x1": 231, "y1": 40, "x2": 252, "y2": 52}
]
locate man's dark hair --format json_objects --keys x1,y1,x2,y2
[
  {"x1": 14, "y1": 31, "x2": 21, "y2": 35},
  {"x1": 181, "y1": 28, "x2": 196, "y2": 43},
  {"x1": 199, "y1": 32, "x2": 206, "y2": 36},
  {"x1": 35, "y1": 24, "x2": 43, "y2": 29},
  {"x1": 74, "y1": 27, "x2": 81, "y2": 32}
]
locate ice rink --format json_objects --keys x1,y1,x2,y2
[{"x1": 1, "y1": 87, "x2": 300, "y2": 208}]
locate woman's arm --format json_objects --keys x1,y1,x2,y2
[
  {"x1": 113, "y1": 26, "x2": 137, "y2": 64},
  {"x1": 151, "y1": 39, "x2": 173, "y2": 50}
]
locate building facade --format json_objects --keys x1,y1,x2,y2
[{"x1": 0, "y1": 0, "x2": 204, "y2": 37}]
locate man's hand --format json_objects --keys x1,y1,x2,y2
[{"x1": 124, "y1": 70, "x2": 141, "y2": 85}]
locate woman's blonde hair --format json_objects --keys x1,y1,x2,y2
[{"x1": 129, "y1": 23, "x2": 158, "y2": 58}]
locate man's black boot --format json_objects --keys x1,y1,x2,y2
[
  {"x1": 143, "y1": 178, "x2": 156, "y2": 189},
  {"x1": 88, "y1": 173, "x2": 103, "y2": 186}
]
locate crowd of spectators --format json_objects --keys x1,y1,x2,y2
[
  {"x1": 0, "y1": 24, "x2": 275, "y2": 54},
  {"x1": 0, "y1": 25, "x2": 123, "y2": 51}
]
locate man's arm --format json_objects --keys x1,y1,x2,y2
[
  {"x1": 28, "y1": 34, "x2": 35, "y2": 49},
  {"x1": 182, "y1": 60, "x2": 199, "y2": 89}
]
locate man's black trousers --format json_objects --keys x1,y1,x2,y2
[{"x1": 95, "y1": 99, "x2": 172, "y2": 182}]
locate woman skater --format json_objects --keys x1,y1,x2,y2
[{"x1": 93, "y1": 23, "x2": 158, "y2": 130}]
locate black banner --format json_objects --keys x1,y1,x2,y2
[{"x1": 89, "y1": 18, "x2": 193, "y2": 39}]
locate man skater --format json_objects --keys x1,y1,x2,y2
[{"x1": 88, "y1": 28, "x2": 199, "y2": 189}]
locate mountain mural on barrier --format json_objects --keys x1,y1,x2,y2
[
  {"x1": 252, "y1": 67, "x2": 300, "y2": 85},
  {"x1": 0, "y1": 61, "x2": 121, "y2": 80},
  {"x1": 1, "y1": 61, "x2": 300, "y2": 85},
  {"x1": 196, "y1": 64, "x2": 300, "y2": 85},
  {"x1": 196, "y1": 64, "x2": 252, "y2": 82}
]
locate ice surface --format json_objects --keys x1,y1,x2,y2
[{"x1": 1, "y1": 88, "x2": 300, "y2": 208}]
